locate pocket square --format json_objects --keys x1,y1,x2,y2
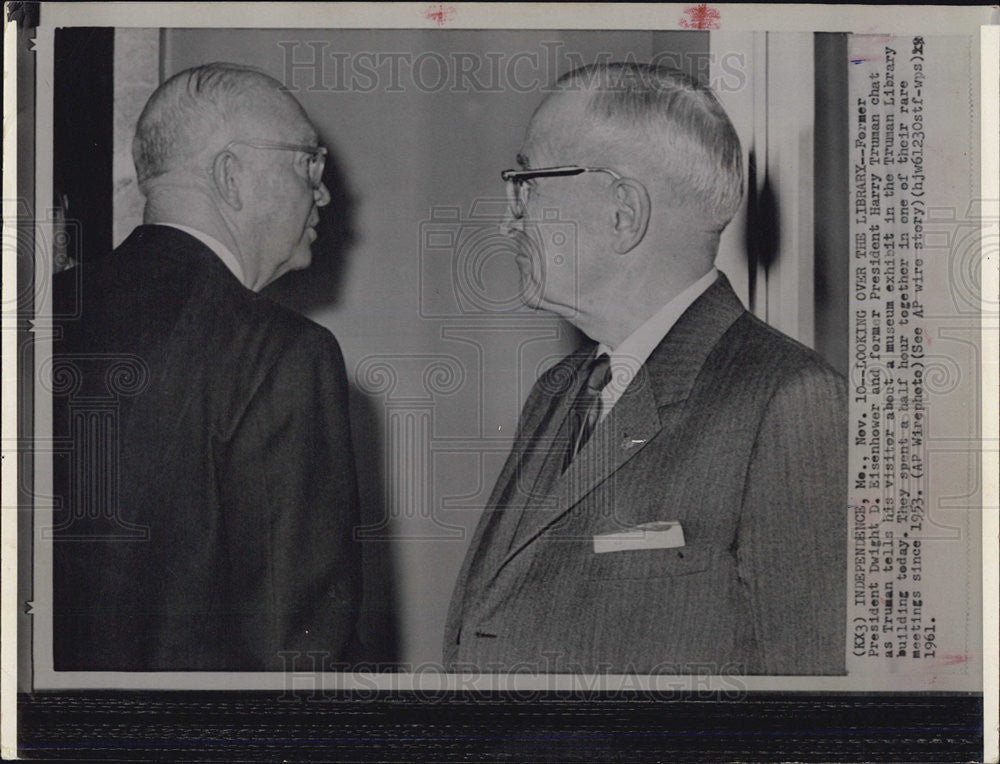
[{"x1": 593, "y1": 521, "x2": 685, "y2": 554}]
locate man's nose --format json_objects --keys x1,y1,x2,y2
[{"x1": 314, "y1": 181, "x2": 331, "y2": 208}]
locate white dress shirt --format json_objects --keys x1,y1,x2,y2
[
  {"x1": 158, "y1": 222, "x2": 246, "y2": 287},
  {"x1": 596, "y1": 267, "x2": 719, "y2": 421}
]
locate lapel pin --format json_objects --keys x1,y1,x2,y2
[{"x1": 622, "y1": 437, "x2": 647, "y2": 449}]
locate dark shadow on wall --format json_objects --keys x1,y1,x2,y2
[
  {"x1": 263, "y1": 135, "x2": 357, "y2": 314},
  {"x1": 744, "y1": 148, "x2": 781, "y2": 312},
  {"x1": 348, "y1": 385, "x2": 401, "y2": 665},
  {"x1": 263, "y1": 139, "x2": 399, "y2": 663}
]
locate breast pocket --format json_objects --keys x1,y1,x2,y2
[{"x1": 584, "y1": 543, "x2": 715, "y2": 581}]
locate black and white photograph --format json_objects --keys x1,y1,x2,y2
[{"x1": 3, "y1": 2, "x2": 994, "y2": 759}]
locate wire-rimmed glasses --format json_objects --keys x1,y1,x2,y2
[{"x1": 224, "y1": 140, "x2": 328, "y2": 189}]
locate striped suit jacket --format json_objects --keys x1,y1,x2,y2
[{"x1": 444, "y1": 273, "x2": 847, "y2": 675}]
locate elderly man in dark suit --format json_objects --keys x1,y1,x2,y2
[
  {"x1": 52, "y1": 63, "x2": 360, "y2": 670},
  {"x1": 445, "y1": 63, "x2": 847, "y2": 675}
]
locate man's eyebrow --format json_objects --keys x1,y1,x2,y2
[{"x1": 516, "y1": 153, "x2": 530, "y2": 170}]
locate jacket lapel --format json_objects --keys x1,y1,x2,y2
[
  {"x1": 495, "y1": 273, "x2": 747, "y2": 569},
  {"x1": 445, "y1": 342, "x2": 594, "y2": 614}
]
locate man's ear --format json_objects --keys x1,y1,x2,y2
[
  {"x1": 610, "y1": 178, "x2": 650, "y2": 254},
  {"x1": 212, "y1": 150, "x2": 243, "y2": 211}
]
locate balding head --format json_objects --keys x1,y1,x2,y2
[
  {"x1": 133, "y1": 62, "x2": 311, "y2": 187},
  {"x1": 132, "y1": 63, "x2": 330, "y2": 291},
  {"x1": 540, "y1": 63, "x2": 743, "y2": 232}
]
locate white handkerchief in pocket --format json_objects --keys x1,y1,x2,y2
[{"x1": 592, "y1": 521, "x2": 685, "y2": 554}]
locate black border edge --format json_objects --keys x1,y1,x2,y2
[{"x1": 17, "y1": 691, "x2": 985, "y2": 761}]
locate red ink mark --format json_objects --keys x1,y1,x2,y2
[
  {"x1": 939, "y1": 654, "x2": 969, "y2": 666},
  {"x1": 679, "y1": 4, "x2": 721, "y2": 30},
  {"x1": 849, "y1": 34, "x2": 890, "y2": 66},
  {"x1": 425, "y1": 4, "x2": 456, "y2": 26}
]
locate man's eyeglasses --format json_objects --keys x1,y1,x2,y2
[
  {"x1": 501, "y1": 165, "x2": 623, "y2": 219},
  {"x1": 224, "y1": 140, "x2": 328, "y2": 189}
]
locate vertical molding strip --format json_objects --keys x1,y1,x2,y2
[
  {"x1": 751, "y1": 32, "x2": 770, "y2": 322},
  {"x1": 712, "y1": 32, "x2": 817, "y2": 343},
  {"x1": 765, "y1": 33, "x2": 816, "y2": 347},
  {"x1": 31, "y1": 22, "x2": 55, "y2": 685},
  {"x1": 1, "y1": 12, "x2": 23, "y2": 756},
  {"x1": 979, "y1": 24, "x2": 999, "y2": 764}
]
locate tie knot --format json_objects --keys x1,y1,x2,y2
[{"x1": 585, "y1": 353, "x2": 612, "y2": 394}]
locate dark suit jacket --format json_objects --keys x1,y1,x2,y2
[
  {"x1": 445, "y1": 274, "x2": 847, "y2": 675},
  {"x1": 52, "y1": 225, "x2": 360, "y2": 671}
]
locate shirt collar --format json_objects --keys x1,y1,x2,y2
[
  {"x1": 596, "y1": 267, "x2": 719, "y2": 417},
  {"x1": 157, "y1": 223, "x2": 246, "y2": 287}
]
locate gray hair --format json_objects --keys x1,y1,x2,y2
[
  {"x1": 132, "y1": 62, "x2": 289, "y2": 185},
  {"x1": 556, "y1": 63, "x2": 744, "y2": 231}
]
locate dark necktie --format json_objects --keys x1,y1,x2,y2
[
  {"x1": 501, "y1": 349, "x2": 613, "y2": 553},
  {"x1": 562, "y1": 352, "x2": 612, "y2": 472}
]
